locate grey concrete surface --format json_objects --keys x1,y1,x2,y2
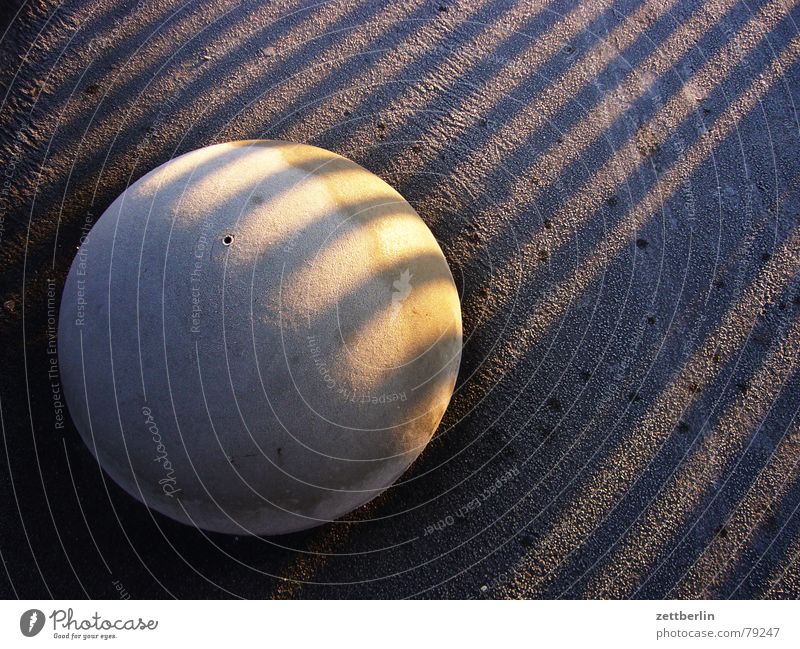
[{"x1": 0, "y1": 0, "x2": 799, "y2": 598}]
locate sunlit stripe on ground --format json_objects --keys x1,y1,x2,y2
[
  {"x1": 761, "y1": 532, "x2": 800, "y2": 597},
  {"x1": 460, "y1": 3, "x2": 798, "y2": 442},
  {"x1": 457, "y1": 0, "x2": 778, "y2": 274},
  {"x1": 464, "y1": 0, "x2": 795, "y2": 289},
  {"x1": 277, "y1": 0, "x2": 535, "y2": 141},
  {"x1": 585, "y1": 315, "x2": 800, "y2": 598},
  {"x1": 490, "y1": 24, "x2": 800, "y2": 380},
  {"x1": 227, "y1": 0, "x2": 446, "y2": 137},
  {"x1": 39, "y1": 0, "x2": 310, "y2": 172},
  {"x1": 416, "y1": 0, "x2": 731, "y2": 214},
  {"x1": 271, "y1": 526, "x2": 352, "y2": 599},
  {"x1": 332, "y1": 0, "x2": 620, "y2": 162},
  {"x1": 671, "y1": 411, "x2": 800, "y2": 598},
  {"x1": 504, "y1": 154, "x2": 800, "y2": 594}
]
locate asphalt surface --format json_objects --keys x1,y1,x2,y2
[{"x1": 1, "y1": 0, "x2": 800, "y2": 599}]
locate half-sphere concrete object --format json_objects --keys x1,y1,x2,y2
[{"x1": 58, "y1": 140, "x2": 462, "y2": 535}]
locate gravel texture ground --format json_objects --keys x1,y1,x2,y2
[{"x1": 1, "y1": 0, "x2": 799, "y2": 599}]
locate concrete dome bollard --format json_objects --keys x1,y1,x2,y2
[{"x1": 58, "y1": 140, "x2": 462, "y2": 535}]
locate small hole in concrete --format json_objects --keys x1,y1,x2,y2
[
  {"x1": 222, "y1": 234, "x2": 234, "y2": 246},
  {"x1": 546, "y1": 397, "x2": 562, "y2": 412}
]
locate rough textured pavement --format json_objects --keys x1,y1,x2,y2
[{"x1": 1, "y1": 0, "x2": 800, "y2": 599}]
